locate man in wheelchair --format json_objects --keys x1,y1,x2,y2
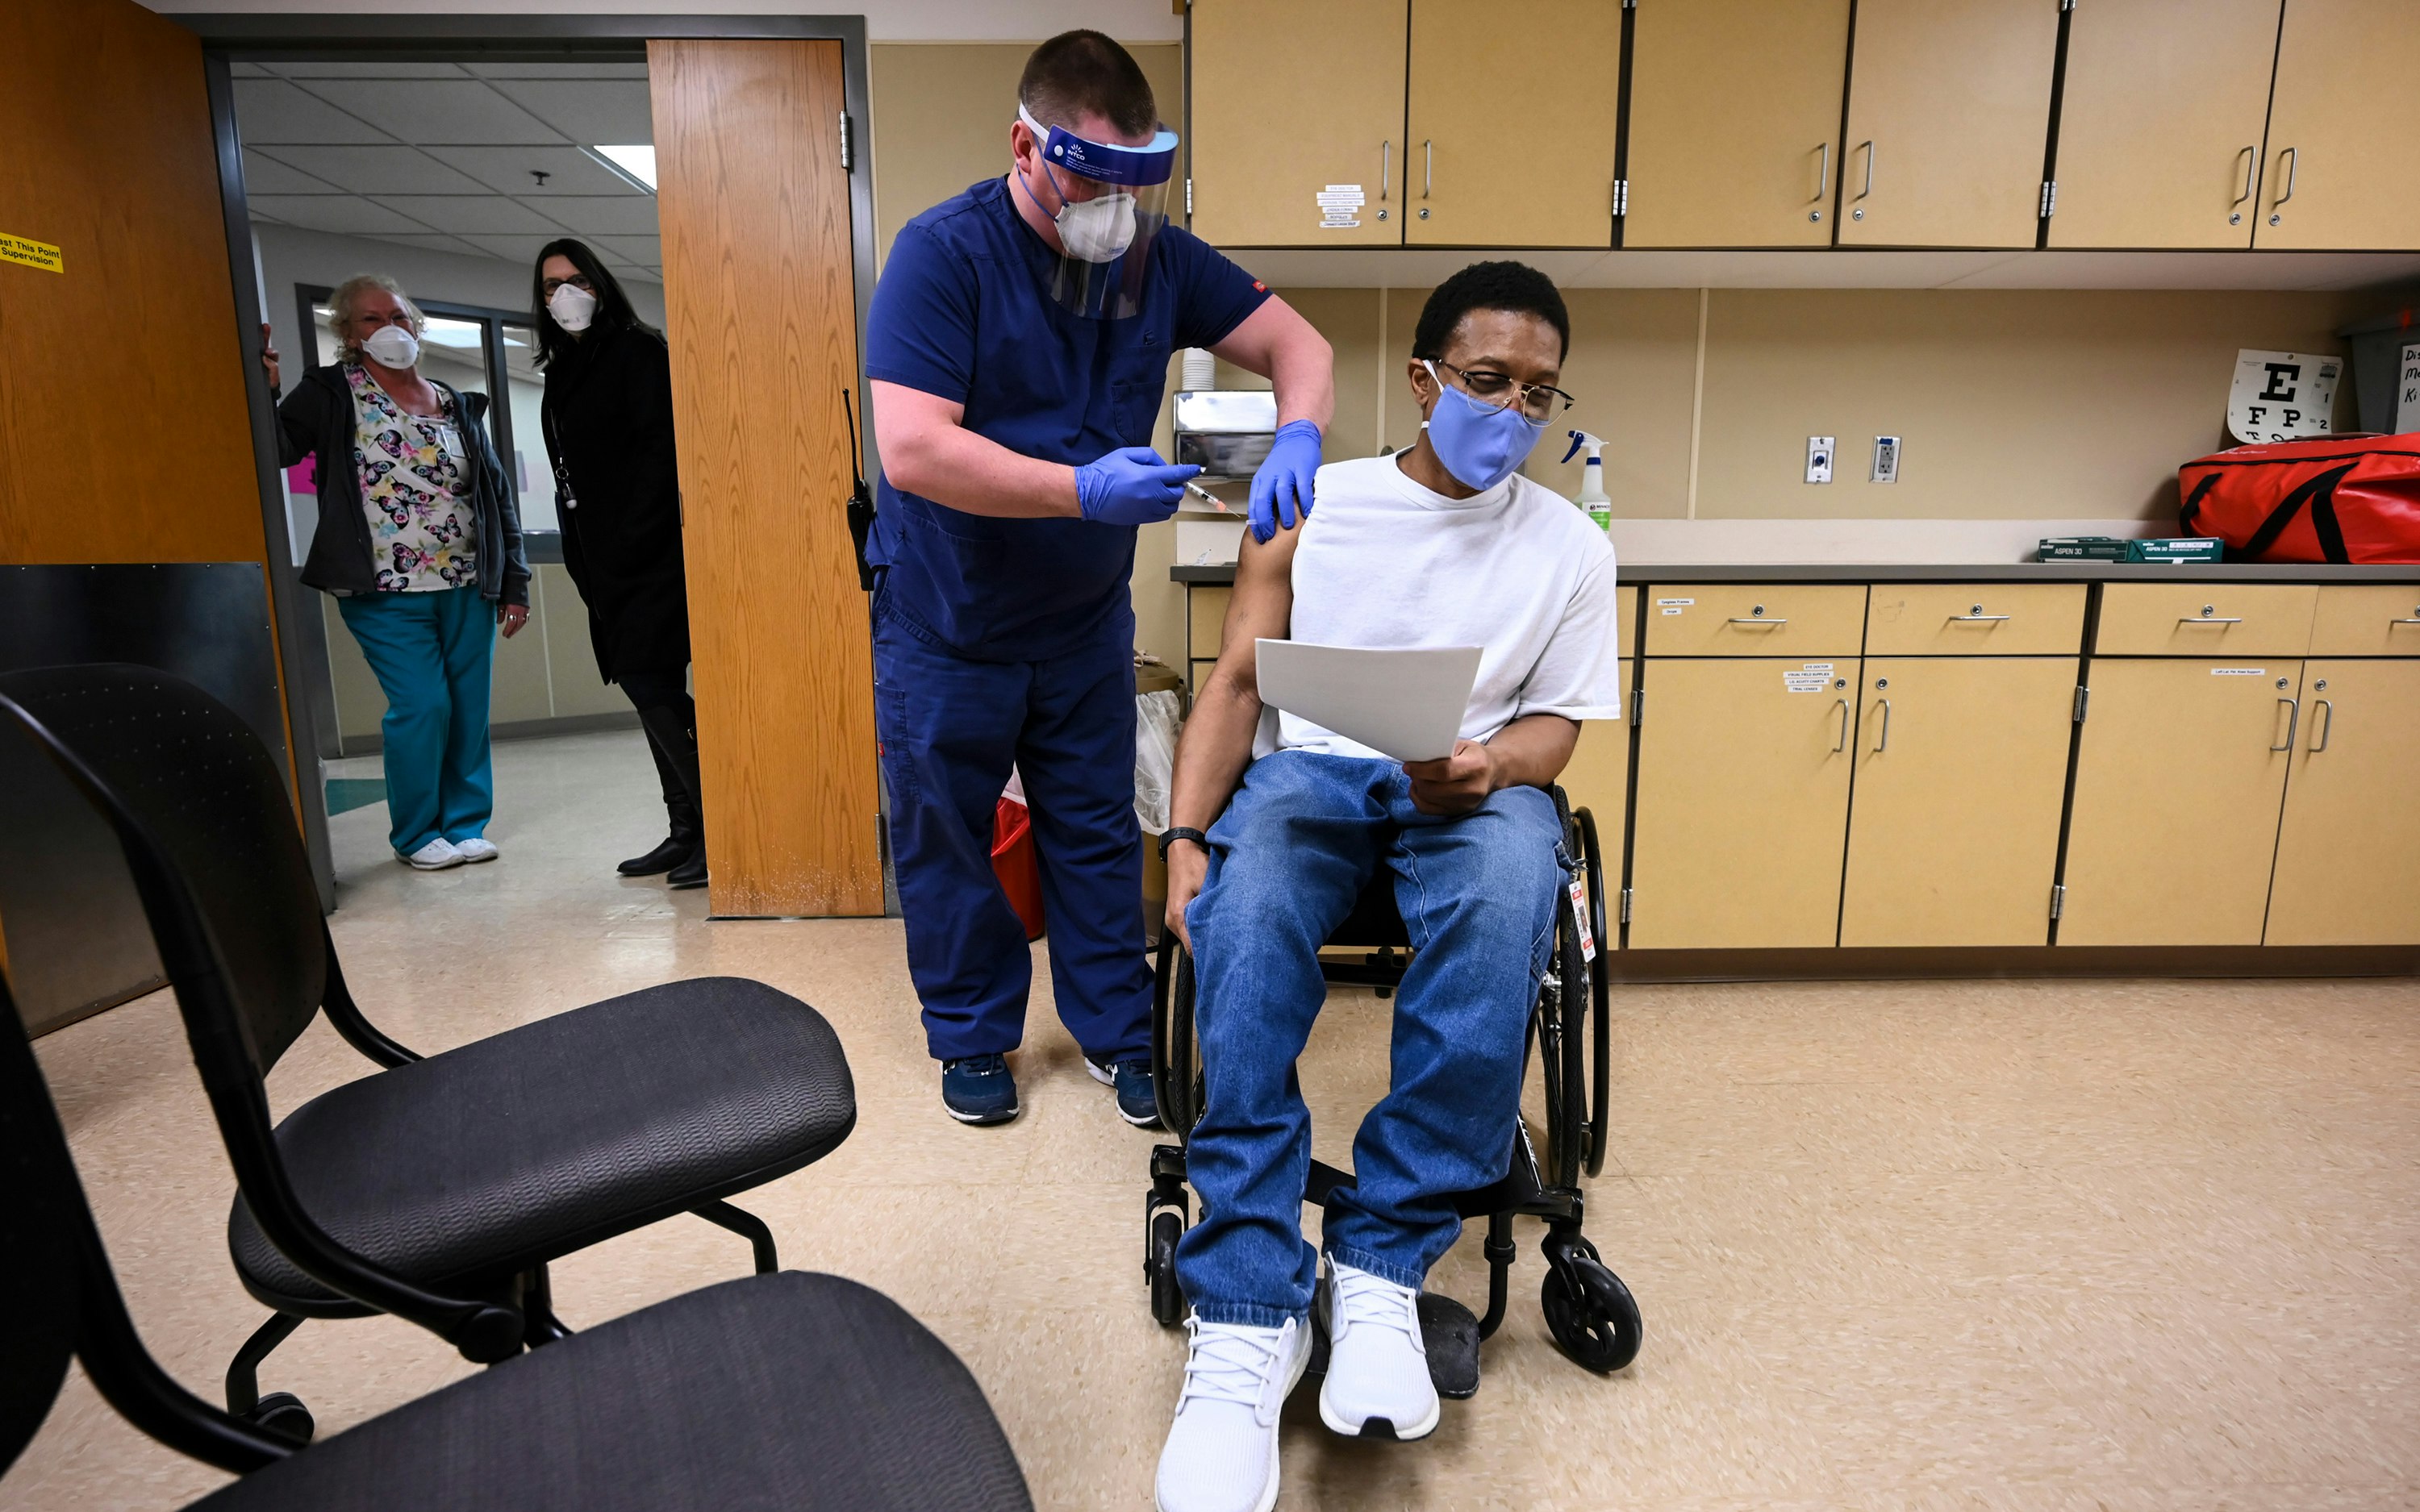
[{"x1": 1153, "y1": 262, "x2": 1621, "y2": 1512}]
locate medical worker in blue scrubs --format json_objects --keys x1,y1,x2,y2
[{"x1": 867, "y1": 30, "x2": 1333, "y2": 1129}]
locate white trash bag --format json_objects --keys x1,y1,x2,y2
[{"x1": 1133, "y1": 689, "x2": 1183, "y2": 834}]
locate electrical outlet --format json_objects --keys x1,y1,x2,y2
[
  {"x1": 1871, "y1": 435, "x2": 1901, "y2": 484},
  {"x1": 1805, "y1": 436, "x2": 1834, "y2": 485}
]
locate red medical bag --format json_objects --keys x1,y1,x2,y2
[
  {"x1": 2178, "y1": 435, "x2": 2420, "y2": 564},
  {"x1": 991, "y1": 797, "x2": 1046, "y2": 942}
]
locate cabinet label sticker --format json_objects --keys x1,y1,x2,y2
[
  {"x1": 2211, "y1": 667, "x2": 2267, "y2": 676},
  {"x1": 1783, "y1": 665, "x2": 1831, "y2": 693},
  {"x1": 1316, "y1": 184, "x2": 1364, "y2": 229},
  {"x1": 1, "y1": 232, "x2": 63, "y2": 273},
  {"x1": 1655, "y1": 598, "x2": 1693, "y2": 606}
]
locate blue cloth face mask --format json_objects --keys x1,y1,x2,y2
[{"x1": 1421, "y1": 360, "x2": 1548, "y2": 492}]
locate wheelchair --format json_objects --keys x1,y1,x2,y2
[{"x1": 1142, "y1": 785, "x2": 1643, "y2": 1389}]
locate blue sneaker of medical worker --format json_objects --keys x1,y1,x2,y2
[
  {"x1": 1086, "y1": 1056, "x2": 1164, "y2": 1128},
  {"x1": 941, "y1": 1053, "x2": 1020, "y2": 1125}
]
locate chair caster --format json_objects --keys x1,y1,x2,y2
[
  {"x1": 243, "y1": 1390, "x2": 315, "y2": 1445},
  {"x1": 1147, "y1": 1209, "x2": 1185, "y2": 1326},
  {"x1": 1539, "y1": 1232, "x2": 1642, "y2": 1375}
]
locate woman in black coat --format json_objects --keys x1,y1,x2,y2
[{"x1": 532, "y1": 239, "x2": 705, "y2": 888}]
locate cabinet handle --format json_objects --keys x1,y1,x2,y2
[
  {"x1": 1856, "y1": 140, "x2": 1875, "y2": 200},
  {"x1": 2392, "y1": 617, "x2": 2420, "y2": 625},
  {"x1": 1726, "y1": 616, "x2": 1788, "y2": 625},
  {"x1": 1951, "y1": 614, "x2": 2011, "y2": 623},
  {"x1": 1423, "y1": 140, "x2": 1433, "y2": 199},
  {"x1": 2273, "y1": 146, "x2": 2297, "y2": 207},
  {"x1": 1813, "y1": 142, "x2": 1830, "y2": 203},
  {"x1": 1380, "y1": 140, "x2": 1390, "y2": 202},
  {"x1": 1871, "y1": 697, "x2": 1891, "y2": 753},
  {"x1": 1833, "y1": 698, "x2": 1850, "y2": 753},
  {"x1": 2309, "y1": 698, "x2": 2333, "y2": 752},
  {"x1": 2271, "y1": 697, "x2": 2299, "y2": 752},
  {"x1": 2177, "y1": 615, "x2": 2243, "y2": 625},
  {"x1": 2231, "y1": 145, "x2": 2256, "y2": 209}
]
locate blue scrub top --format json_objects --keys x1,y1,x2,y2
[{"x1": 865, "y1": 177, "x2": 1270, "y2": 663}]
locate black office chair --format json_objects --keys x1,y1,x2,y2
[
  {"x1": 0, "y1": 664, "x2": 857, "y2": 1444},
  {"x1": 0, "y1": 973, "x2": 1033, "y2": 1511}
]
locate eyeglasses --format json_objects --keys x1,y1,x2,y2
[
  {"x1": 1433, "y1": 360, "x2": 1575, "y2": 421},
  {"x1": 541, "y1": 274, "x2": 595, "y2": 297}
]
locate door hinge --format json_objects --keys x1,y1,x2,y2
[
  {"x1": 2073, "y1": 685, "x2": 2089, "y2": 723},
  {"x1": 1620, "y1": 886, "x2": 1634, "y2": 923},
  {"x1": 2038, "y1": 179, "x2": 2058, "y2": 219},
  {"x1": 1629, "y1": 689, "x2": 1644, "y2": 726},
  {"x1": 2050, "y1": 883, "x2": 2066, "y2": 920},
  {"x1": 1185, "y1": 177, "x2": 1194, "y2": 216},
  {"x1": 839, "y1": 110, "x2": 854, "y2": 171},
  {"x1": 1613, "y1": 179, "x2": 1629, "y2": 217}
]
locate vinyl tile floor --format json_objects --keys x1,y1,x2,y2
[{"x1": 10, "y1": 729, "x2": 2419, "y2": 1511}]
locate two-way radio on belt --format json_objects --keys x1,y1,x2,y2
[{"x1": 841, "y1": 387, "x2": 877, "y2": 592}]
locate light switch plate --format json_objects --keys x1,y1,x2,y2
[
  {"x1": 1871, "y1": 435, "x2": 1901, "y2": 484},
  {"x1": 1805, "y1": 436, "x2": 1834, "y2": 484}
]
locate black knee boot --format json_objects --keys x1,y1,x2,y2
[
  {"x1": 618, "y1": 724, "x2": 700, "y2": 876},
  {"x1": 633, "y1": 700, "x2": 707, "y2": 889}
]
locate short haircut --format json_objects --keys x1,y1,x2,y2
[
  {"x1": 1019, "y1": 29, "x2": 1158, "y2": 137},
  {"x1": 1412, "y1": 260, "x2": 1571, "y2": 362}
]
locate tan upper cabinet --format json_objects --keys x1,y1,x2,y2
[
  {"x1": 1189, "y1": 0, "x2": 1407, "y2": 247},
  {"x1": 1404, "y1": 1, "x2": 1623, "y2": 248},
  {"x1": 2048, "y1": 0, "x2": 2284, "y2": 249},
  {"x1": 1836, "y1": 0, "x2": 2062, "y2": 248},
  {"x1": 2255, "y1": 0, "x2": 2420, "y2": 249},
  {"x1": 2264, "y1": 658, "x2": 2420, "y2": 945},
  {"x1": 1622, "y1": 0, "x2": 1853, "y2": 248}
]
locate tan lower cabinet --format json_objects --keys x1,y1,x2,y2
[
  {"x1": 1628, "y1": 657, "x2": 1860, "y2": 949},
  {"x1": 1557, "y1": 660, "x2": 1634, "y2": 874},
  {"x1": 2059, "y1": 659, "x2": 2304, "y2": 946},
  {"x1": 2264, "y1": 659, "x2": 2420, "y2": 945},
  {"x1": 1839, "y1": 657, "x2": 2077, "y2": 948}
]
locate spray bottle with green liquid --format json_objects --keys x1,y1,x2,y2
[{"x1": 1562, "y1": 430, "x2": 1612, "y2": 531}]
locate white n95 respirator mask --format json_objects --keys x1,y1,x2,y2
[
  {"x1": 361, "y1": 325, "x2": 421, "y2": 370},
  {"x1": 1053, "y1": 188, "x2": 1139, "y2": 263},
  {"x1": 549, "y1": 283, "x2": 599, "y2": 332}
]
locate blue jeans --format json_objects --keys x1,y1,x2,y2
[
  {"x1": 1174, "y1": 751, "x2": 1567, "y2": 1327},
  {"x1": 336, "y1": 586, "x2": 495, "y2": 856},
  {"x1": 872, "y1": 606, "x2": 1152, "y2": 1063}
]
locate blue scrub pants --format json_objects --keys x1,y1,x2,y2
[
  {"x1": 336, "y1": 585, "x2": 495, "y2": 857},
  {"x1": 873, "y1": 608, "x2": 1152, "y2": 1064}
]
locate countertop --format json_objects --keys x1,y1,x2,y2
[{"x1": 1171, "y1": 561, "x2": 2420, "y2": 586}]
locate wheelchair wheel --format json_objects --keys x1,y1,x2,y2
[
  {"x1": 1540, "y1": 1250, "x2": 1642, "y2": 1375},
  {"x1": 1533, "y1": 888, "x2": 1590, "y2": 1189},
  {"x1": 1154, "y1": 937, "x2": 1205, "y2": 1135},
  {"x1": 1148, "y1": 1210, "x2": 1185, "y2": 1327},
  {"x1": 1574, "y1": 806, "x2": 1613, "y2": 1178}
]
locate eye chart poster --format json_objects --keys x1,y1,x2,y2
[{"x1": 2227, "y1": 349, "x2": 2341, "y2": 444}]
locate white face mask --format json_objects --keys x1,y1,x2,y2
[
  {"x1": 1054, "y1": 188, "x2": 1138, "y2": 262},
  {"x1": 360, "y1": 324, "x2": 420, "y2": 370},
  {"x1": 549, "y1": 283, "x2": 598, "y2": 333}
]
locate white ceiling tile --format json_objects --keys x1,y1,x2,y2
[
  {"x1": 423, "y1": 145, "x2": 646, "y2": 198},
  {"x1": 232, "y1": 80, "x2": 393, "y2": 145},
  {"x1": 590, "y1": 235, "x2": 661, "y2": 263},
  {"x1": 464, "y1": 62, "x2": 649, "y2": 81},
  {"x1": 482, "y1": 80, "x2": 655, "y2": 146},
  {"x1": 230, "y1": 61, "x2": 272, "y2": 78},
  {"x1": 530, "y1": 196, "x2": 661, "y2": 235},
  {"x1": 459, "y1": 234, "x2": 563, "y2": 266},
  {"x1": 247, "y1": 196, "x2": 437, "y2": 236},
  {"x1": 369, "y1": 196, "x2": 569, "y2": 235},
  {"x1": 270, "y1": 61, "x2": 471, "y2": 80},
  {"x1": 297, "y1": 80, "x2": 565, "y2": 146},
  {"x1": 361, "y1": 232, "x2": 494, "y2": 260},
  {"x1": 240, "y1": 149, "x2": 340, "y2": 196},
  {"x1": 256, "y1": 145, "x2": 492, "y2": 197}
]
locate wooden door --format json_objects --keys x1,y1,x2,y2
[
  {"x1": 2059, "y1": 660, "x2": 2302, "y2": 946},
  {"x1": 1623, "y1": 0, "x2": 1853, "y2": 248},
  {"x1": 2048, "y1": 0, "x2": 2282, "y2": 248},
  {"x1": 1557, "y1": 660, "x2": 1633, "y2": 882},
  {"x1": 652, "y1": 40, "x2": 884, "y2": 917},
  {"x1": 1190, "y1": 0, "x2": 1408, "y2": 246},
  {"x1": 1628, "y1": 657, "x2": 1860, "y2": 950},
  {"x1": 1837, "y1": 0, "x2": 2062, "y2": 248},
  {"x1": 1406, "y1": 0, "x2": 1623, "y2": 248},
  {"x1": 1839, "y1": 657, "x2": 2076, "y2": 947},
  {"x1": 2256, "y1": 0, "x2": 2420, "y2": 249},
  {"x1": 2264, "y1": 658, "x2": 2420, "y2": 944}
]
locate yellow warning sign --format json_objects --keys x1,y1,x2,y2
[{"x1": 1, "y1": 233, "x2": 64, "y2": 273}]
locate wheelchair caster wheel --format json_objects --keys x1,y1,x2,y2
[
  {"x1": 1541, "y1": 1252, "x2": 1641, "y2": 1375},
  {"x1": 243, "y1": 1390, "x2": 315, "y2": 1444},
  {"x1": 1148, "y1": 1210, "x2": 1185, "y2": 1327}
]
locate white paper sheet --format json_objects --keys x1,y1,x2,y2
[{"x1": 1254, "y1": 639, "x2": 1481, "y2": 763}]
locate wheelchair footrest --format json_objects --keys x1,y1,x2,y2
[{"x1": 1304, "y1": 1289, "x2": 1483, "y2": 1401}]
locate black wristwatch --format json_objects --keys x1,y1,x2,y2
[{"x1": 1158, "y1": 827, "x2": 1210, "y2": 860}]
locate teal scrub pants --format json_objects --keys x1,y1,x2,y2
[{"x1": 336, "y1": 585, "x2": 495, "y2": 857}]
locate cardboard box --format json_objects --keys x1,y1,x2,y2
[
  {"x1": 2038, "y1": 536, "x2": 2132, "y2": 561},
  {"x1": 2124, "y1": 537, "x2": 2224, "y2": 563}
]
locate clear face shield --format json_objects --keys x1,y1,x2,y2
[{"x1": 1015, "y1": 106, "x2": 1179, "y2": 320}]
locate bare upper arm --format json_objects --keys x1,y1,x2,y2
[
  {"x1": 867, "y1": 378, "x2": 965, "y2": 442},
  {"x1": 1204, "y1": 522, "x2": 1300, "y2": 707}
]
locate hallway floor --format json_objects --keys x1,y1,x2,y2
[{"x1": 11, "y1": 729, "x2": 2418, "y2": 1511}]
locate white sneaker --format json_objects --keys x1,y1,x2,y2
[
  {"x1": 400, "y1": 838, "x2": 464, "y2": 870},
  {"x1": 452, "y1": 837, "x2": 499, "y2": 863},
  {"x1": 1155, "y1": 1316, "x2": 1309, "y2": 1512},
  {"x1": 1318, "y1": 1260, "x2": 1440, "y2": 1441}
]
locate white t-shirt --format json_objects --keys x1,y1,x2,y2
[{"x1": 1274, "y1": 453, "x2": 1622, "y2": 759}]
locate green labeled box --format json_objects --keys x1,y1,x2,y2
[
  {"x1": 2124, "y1": 537, "x2": 2224, "y2": 563},
  {"x1": 2038, "y1": 536, "x2": 2132, "y2": 561}
]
